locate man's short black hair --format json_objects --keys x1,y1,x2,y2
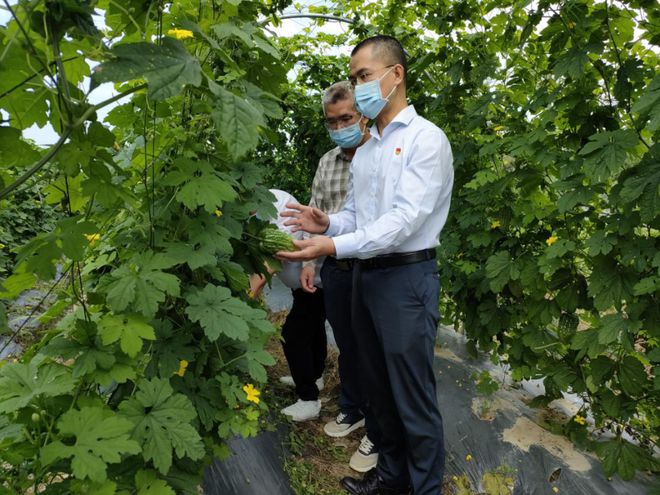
[{"x1": 351, "y1": 35, "x2": 407, "y2": 78}]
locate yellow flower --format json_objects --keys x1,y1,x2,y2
[
  {"x1": 552, "y1": 487, "x2": 560, "y2": 493},
  {"x1": 85, "y1": 233, "x2": 101, "y2": 244},
  {"x1": 546, "y1": 235, "x2": 558, "y2": 246},
  {"x1": 451, "y1": 476, "x2": 458, "y2": 482},
  {"x1": 573, "y1": 414, "x2": 586, "y2": 425},
  {"x1": 490, "y1": 220, "x2": 501, "y2": 229},
  {"x1": 243, "y1": 383, "x2": 260, "y2": 404},
  {"x1": 168, "y1": 28, "x2": 194, "y2": 40},
  {"x1": 465, "y1": 454, "x2": 473, "y2": 461},
  {"x1": 214, "y1": 209, "x2": 223, "y2": 217},
  {"x1": 176, "y1": 359, "x2": 189, "y2": 377}
]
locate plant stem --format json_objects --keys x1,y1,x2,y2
[
  {"x1": 0, "y1": 84, "x2": 147, "y2": 201},
  {"x1": 2, "y1": 0, "x2": 55, "y2": 86},
  {"x1": 0, "y1": 56, "x2": 80, "y2": 101}
]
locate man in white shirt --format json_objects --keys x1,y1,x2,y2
[
  {"x1": 250, "y1": 189, "x2": 325, "y2": 422},
  {"x1": 278, "y1": 36, "x2": 453, "y2": 495}
]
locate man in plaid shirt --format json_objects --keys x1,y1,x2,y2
[{"x1": 299, "y1": 81, "x2": 381, "y2": 473}]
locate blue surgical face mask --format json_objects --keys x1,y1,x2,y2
[
  {"x1": 354, "y1": 66, "x2": 398, "y2": 119},
  {"x1": 328, "y1": 119, "x2": 365, "y2": 149}
]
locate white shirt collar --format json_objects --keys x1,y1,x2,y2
[{"x1": 370, "y1": 105, "x2": 418, "y2": 141}]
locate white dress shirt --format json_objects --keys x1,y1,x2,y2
[
  {"x1": 268, "y1": 189, "x2": 322, "y2": 288},
  {"x1": 325, "y1": 106, "x2": 454, "y2": 259}
]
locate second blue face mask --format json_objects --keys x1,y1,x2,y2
[{"x1": 328, "y1": 120, "x2": 365, "y2": 148}]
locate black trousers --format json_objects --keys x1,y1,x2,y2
[
  {"x1": 321, "y1": 257, "x2": 381, "y2": 447},
  {"x1": 281, "y1": 288, "x2": 327, "y2": 401},
  {"x1": 353, "y1": 259, "x2": 445, "y2": 495}
]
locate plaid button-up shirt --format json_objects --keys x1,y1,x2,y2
[
  {"x1": 303, "y1": 146, "x2": 352, "y2": 270},
  {"x1": 309, "y1": 146, "x2": 352, "y2": 214}
]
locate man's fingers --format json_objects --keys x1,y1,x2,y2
[
  {"x1": 276, "y1": 251, "x2": 300, "y2": 260},
  {"x1": 280, "y1": 210, "x2": 304, "y2": 218},
  {"x1": 301, "y1": 276, "x2": 316, "y2": 293},
  {"x1": 285, "y1": 202, "x2": 307, "y2": 211},
  {"x1": 277, "y1": 249, "x2": 313, "y2": 261}
]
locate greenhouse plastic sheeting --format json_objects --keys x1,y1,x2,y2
[
  {"x1": 205, "y1": 278, "x2": 654, "y2": 494},
  {"x1": 435, "y1": 326, "x2": 653, "y2": 495},
  {"x1": 204, "y1": 426, "x2": 294, "y2": 495}
]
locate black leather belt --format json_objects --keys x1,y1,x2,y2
[
  {"x1": 357, "y1": 248, "x2": 436, "y2": 270},
  {"x1": 327, "y1": 256, "x2": 356, "y2": 271}
]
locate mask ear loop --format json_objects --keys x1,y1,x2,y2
[
  {"x1": 377, "y1": 65, "x2": 398, "y2": 104},
  {"x1": 356, "y1": 113, "x2": 367, "y2": 135},
  {"x1": 384, "y1": 84, "x2": 398, "y2": 102}
]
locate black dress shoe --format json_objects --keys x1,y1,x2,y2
[{"x1": 340, "y1": 469, "x2": 409, "y2": 495}]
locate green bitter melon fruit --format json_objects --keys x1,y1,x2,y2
[{"x1": 258, "y1": 228, "x2": 297, "y2": 254}]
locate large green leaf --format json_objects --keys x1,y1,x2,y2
[
  {"x1": 597, "y1": 313, "x2": 627, "y2": 345},
  {"x1": 0, "y1": 363, "x2": 75, "y2": 414},
  {"x1": 93, "y1": 38, "x2": 202, "y2": 100},
  {"x1": 618, "y1": 355, "x2": 647, "y2": 397},
  {"x1": 578, "y1": 130, "x2": 639, "y2": 181},
  {"x1": 485, "y1": 251, "x2": 519, "y2": 292},
  {"x1": 163, "y1": 157, "x2": 237, "y2": 212},
  {"x1": 119, "y1": 378, "x2": 204, "y2": 474},
  {"x1": 553, "y1": 47, "x2": 589, "y2": 79},
  {"x1": 211, "y1": 86, "x2": 264, "y2": 159},
  {"x1": 185, "y1": 284, "x2": 252, "y2": 341},
  {"x1": 619, "y1": 147, "x2": 660, "y2": 223},
  {"x1": 105, "y1": 252, "x2": 180, "y2": 319},
  {"x1": 585, "y1": 231, "x2": 615, "y2": 256},
  {"x1": 596, "y1": 438, "x2": 659, "y2": 481},
  {"x1": 176, "y1": 175, "x2": 236, "y2": 213},
  {"x1": 41, "y1": 407, "x2": 140, "y2": 483},
  {"x1": 0, "y1": 127, "x2": 41, "y2": 168},
  {"x1": 98, "y1": 313, "x2": 156, "y2": 358},
  {"x1": 135, "y1": 470, "x2": 176, "y2": 495},
  {"x1": 587, "y1": 257, "x2": 635, "y2": 311},
  {"x1": 632, "y1": 75, "x2": 660, "y2": 131}
]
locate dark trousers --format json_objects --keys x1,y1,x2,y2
[
  {"x1": 321, "y1": 258, "x2": 381, "y2": 447},
  {"x1": 281, "y1": 288, "x2": 327, "y2": 401},
  {"x1": 352, "y1": 259, "x2": 445, "y2": 495}
]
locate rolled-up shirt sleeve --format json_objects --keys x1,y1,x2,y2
[{"x1": 332, "y1": 128, "x2": 452, "y2": 259}]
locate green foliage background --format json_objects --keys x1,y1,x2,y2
[
  {"x1": 268, "y1": 0, "x2": 659, "y2": 483},
  {"x1": 0, "y1": 0, "x2": 658, "y2": 492},
  {"x1": 0, "y1": 181, "x2": 59, "y2": 276}
]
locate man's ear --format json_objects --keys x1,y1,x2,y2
[{"x1": 393, "y1": 64, "x2": 405, "y2": 85}]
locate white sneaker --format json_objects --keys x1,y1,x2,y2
[
  {"x1": 280, "y1": 399, "x2": 321, "y2": 422},
  {"x1": 279, "y1": 375, "x2": 324, "y2": 391},
  {"x1": 349, "y1": 435, "x2": 379, "y2": 472},
  {"x1": 323, "y1": 411, "x2": 365, "y2": 437}
]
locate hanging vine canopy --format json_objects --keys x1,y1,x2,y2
[
  {"x1": 0, "y1": 0, "x2": 658, "y2": 492},
  {"x1": 0, "y1": 0, "x2": 288, "y2": 492}
]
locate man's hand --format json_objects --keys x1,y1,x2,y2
[
  {"x1": 300, "y1": 265, "x2": 317, "y2": 293},
  {"x1": 277, "y1": 236, "x2": 336, "y2": 261},
  {"x1": 281, "y1": 203, "x2": 330, "y2": 234},
  {"x1": 248, "y1": 273, "x2": 267, "y2": 299}
]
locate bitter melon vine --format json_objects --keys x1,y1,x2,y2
[{"x1": 0, "y1": 0, "x2": 290, "y2": 492}]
